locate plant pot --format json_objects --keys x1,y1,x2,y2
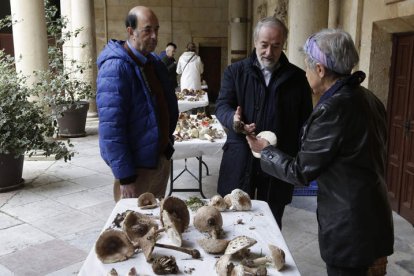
[
  {"x1": 0, "y1": 153, "x2": 24, "y2": 192},
  {"x1": 57, "y1": 101, "x2": 89, "y2": 138}
]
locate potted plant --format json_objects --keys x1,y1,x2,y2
[
  {"x1": 30, "y1": 0, "x2": 95, "y2": 137},
  {"x1": 0, "y1": 50, "x2": 73, "y2": 192}
]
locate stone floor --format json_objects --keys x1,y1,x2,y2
[{"x1": 0, "y1": 118, "x2": 413, "y2": 276}]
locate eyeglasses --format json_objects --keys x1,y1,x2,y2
[{"x1": 137, "y1": 26, "x2": 160, "y2": 34}]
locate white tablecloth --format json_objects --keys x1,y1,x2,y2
[
  {"x1": 172, "y1": 116, "x2": 226, "y2": 160},
  {"x1": 78, "y1": 199, "x2": 300, "y2": 276},
  {"x1": 178, "y1": 93, "x2": 209, "y2": 112}
]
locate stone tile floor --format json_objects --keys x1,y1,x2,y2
[{"x1": 0, "y1": 118, "x2": 413, "y2": 275}]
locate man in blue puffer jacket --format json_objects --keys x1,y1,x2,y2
[{"x1": 96, "y1": 6, "x2": 178, "y2": 202}]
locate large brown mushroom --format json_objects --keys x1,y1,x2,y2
[
  {"x1": 122, "y1": 211, "x2": 158, "y2": 246},
  {"x1": 193, "y1": 205, "x2": 223, "y2": 238},
  {"x1": 137, "y1": 192, "x2": 157, "y2": 209},
  {"x1": 160, "y1": 196, "x2": 190, "y2": 233},
  {"x1": 160, "y1": 196, "x2": 190, "y2": 246},
  {"x1": 95, "y1": 229, "x2": 135, "y2": 264}
]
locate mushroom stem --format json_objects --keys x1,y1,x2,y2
[
  {"x1": 154, "y1": 243, "x2": 201, "y2": 259},
  {"x1": 248, "y1": 256, "x2": 270, "y2": 266}
]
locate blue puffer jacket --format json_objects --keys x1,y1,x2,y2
[{"x1": 96, "y1": 40, "x2": 178, "y2": 180}]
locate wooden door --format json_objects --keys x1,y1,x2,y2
[
  {"x1": 386, "y1": 33, "x2": 414, "y2": 224},
  {"x1": 198, "y1": 46, "x2": 221, "y2": 103}
]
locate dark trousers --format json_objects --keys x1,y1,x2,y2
[
  {"x1": 250, "y1": 167, "x2": 288, "y2": 229},
  {"x1": 327, "y1": 264, "x2": 368, "y2": 276}
]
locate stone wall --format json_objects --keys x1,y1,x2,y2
[{"x1": 94, "y1": 0, "x2": 228, "y2": 75}]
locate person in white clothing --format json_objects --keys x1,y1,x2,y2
[{"x1": 176, "y1": 42, "x2": 204, "y2": 91}]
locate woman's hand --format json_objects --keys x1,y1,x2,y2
[{"x1": 246, "y1": 134, "x2": 270, "y2": 153}]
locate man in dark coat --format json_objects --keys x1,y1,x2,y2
[
  {"x1": 161, "y1": 42, "x2": 178, "y2": 89},
  {"x1": 215, "y1": 17, "x2": 313, "y2": 228}
]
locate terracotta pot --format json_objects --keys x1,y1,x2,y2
[
  {"x1": 57, "y1": 101, "x2": 89, "y2": 138},
  {"x1": 0, "y1": 153, "x2": 24, "y2": 192}
]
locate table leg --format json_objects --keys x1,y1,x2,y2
[{"x1": 168, "y1": 157, "x2": 207, "y2": 198}]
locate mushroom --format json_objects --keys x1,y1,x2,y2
[
  {"x1": 137, "y1": 192, "x2": 157, "y2": 209},
  {"x1": 231, "y1": 264, "x2": 267, "y2": 276},
  {"x1": 138, "y1": 226, "x2": 201, "y2": 262},
  {"x1": 252, "y1": 130, "x2": 277, "y2": 158},
  {"x1": 229, "y1": 189, "x2": 252, "y2": 211},
  {"x1": 161, "y1": 209, "x2": 183, "y2": 247},
  {"x1": 215, "y1": 254, "x2": 235, "y2": 276},
  {"x1": 107, "y1": 268, "x2": 118, "y2": 276},
  {"x1": 193, "y1": 205, "x2": 223, "y2": 239},
  {"x1": 160, "y1": 196, "x2": 190, "y2": 246},
  {"x1": 224, "y1": 235, "x2": 257, "y2": 259},
  {"x1": 197, "y1": 238, "x2": 230, "y2": 254},
  {"x1": 95, "y1": 229, "x2": 135, "y2": 264},
  {"x1": 209, "y1": 195, "x2": 227, "y2": 211},
  {"x1": 224, "y1": 194, "x2": 232, "y2": 209},
  {"x1": 242, "y1": 244, "x2": 285, "y2": 271},
  {"x1": 122, "y1": 211, "x2": 158, "y2": 246},
  {"x1": 152, "y1": 255, "x2": 179, "y2": 275},
  {"x1": 160, "y1": 196, "x2": 190, "y2": 233},
  {"x1": 127, "y1": 267, "x2": 137, "y2": 276}
]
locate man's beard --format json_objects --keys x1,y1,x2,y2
[{"x1": 259, "y1": 57, "x2": 276, "y2": 70}]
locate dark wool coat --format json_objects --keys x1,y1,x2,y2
[
  {"x1": 96, "y1": 40, "x2": 178, "y2": 180},
  {"x1": 261, "y1": 72, "x2": 394, "y2": 267},
  {"x1": 215, "y1": 51, "x2": 313, "y2": 206}
]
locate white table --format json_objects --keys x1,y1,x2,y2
[
  {"x1": 78, "y1": 199, "x2": 301, "y2": 276},
  {"x1": 169, "y1": 116, "x2": 226, "y2": 198},
  {"x1": 177, "y1": 93, "x2": 209, "y2": 113}
]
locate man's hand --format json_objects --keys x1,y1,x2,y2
[
  {"x1": 246, "y1": 134, "x2": 270, "y2": 153},
  {"x1": 233, "y1": 106, "x2": 256, "y2": 135},
  {"x1": 120, "y1": 183, "x2": 137, "y2": 199}
]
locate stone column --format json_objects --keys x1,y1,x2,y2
[
  {"x1": 328, "y1": 0, "x2": 340, "y2": 28},
  {"x1": 10, "y1": 0, "x2": 49, "y2": 84},
  {"x1": 69, "y1": 0, "x2": 98, "y2": 116},
  {"x1": 60, "y1": 0, "x2": 74, "y2": 70},
  {"x1": 287, "y1": 0, "x2": 329, "y2": 69},
  {"x1": 228, "y1": 0, "x2": 248, "y2": 64}
]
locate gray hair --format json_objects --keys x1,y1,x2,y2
[
  {"x1": 303, "y1": 29, "x2": 359, "y2": 76},
  {"x1": 253, "y1": 17, "x2": 288, "y2": 42}
]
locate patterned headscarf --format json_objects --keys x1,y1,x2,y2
[{"x1": 304, "y1": 35, "x2": 335, "y2": 72}]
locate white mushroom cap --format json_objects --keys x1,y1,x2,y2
[
  {"x1": 225, "y1": 235, "x2": 257, "y2": 255},
  {"x1": 269, "y1": 244, "x2": 286, "y2": 270},
  {"x1": 223, "y1": 194, "x2": 232, "y2": 209},
  {"x1": 230, "y1": 189, "x2": 252, "y2": 211},
  {"x1": 252, "y1": 130, "x2": 277, "y2": 158},
  {"x1": 209, "y1": 195, "x2": 227, "y2": 211},
  {"x1": 193, "y1": 205, "x2": 223, "y2": 238}
]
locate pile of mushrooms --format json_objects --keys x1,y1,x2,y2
[
  {"x1": 209, "y1": 189, "x2": 252, "y2": 212},
  {"x1": 95, "y1": 190, "x2": 285, "y2": 275},
  {"x1": 174, "y1": 112, "x2": 224, "y2": 142}
]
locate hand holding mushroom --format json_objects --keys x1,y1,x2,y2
[{"x1": 246, "y1": 130, "x2": 277, "y2": 158}]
